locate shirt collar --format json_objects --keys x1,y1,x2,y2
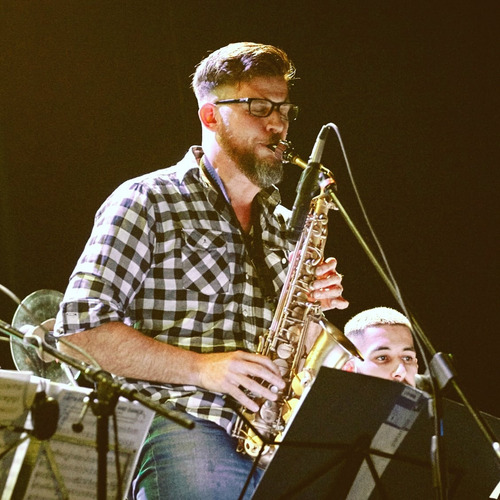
[{"x1": 200, "y1": 154, "x2": 231, "y2": 204}]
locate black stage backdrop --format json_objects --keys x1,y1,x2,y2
[{"x1": 1, "y1": 1, "x2": 498, "y2": 424}]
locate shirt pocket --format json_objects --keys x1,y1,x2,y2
[{"x1": 180, "y1": 228, "x2": 231, "y2": 295}]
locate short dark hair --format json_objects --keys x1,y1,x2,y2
[
  {"x1": 344, "y1": 307, "x2": 412, "y2": 339},
  {"x1": 192, "y1": 42, "x2": 296, "y2": 103}
]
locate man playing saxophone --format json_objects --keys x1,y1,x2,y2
[{"x1": 54, "y1": 42, "x2": 348, "y2": 499}]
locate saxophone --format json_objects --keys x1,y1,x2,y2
[{"x1": 231, "y1": 140, "x2": 363, "y2": 468}]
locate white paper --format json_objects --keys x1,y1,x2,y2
[
  {"x1": 0, "y1": 370, "x2": 37, "y2": 422},
  {"x1": 1, "y1": 372, "x2": 155, "y2": 500},
  {"x1": 0, "y1": 370, "x2": 38, "y2": 499}
]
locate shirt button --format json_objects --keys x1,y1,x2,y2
[
  {"x1": 282, "y1": 257, "x2": 287, "y2": 265},
  {"x1": 200, "y1": 235, "x2": 211, "y2": 248},
  {"x1": 242, "y1": 305, "x2": 251, "y2": 317}
]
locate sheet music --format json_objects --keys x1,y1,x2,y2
[
  {"x1": 0, "y1": 370, "x2": 37, "y2": 423},
  {"x1": 0, "y1": 372, "x2": 155, "y2": 500},
  {"x1": 0, "y1": 370, "x2": 38, "y2": 499}
]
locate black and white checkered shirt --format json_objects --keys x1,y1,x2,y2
[{"x1": 55, "y1": 147, "x2": 294, "y2": 432}]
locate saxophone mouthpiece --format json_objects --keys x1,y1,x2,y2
[
  {"x1": 269, "y1": 140, "x2": 308, "y2": 169},
  {"x1": 269, "y1": 140, "x2": 290, "y2": 162}
]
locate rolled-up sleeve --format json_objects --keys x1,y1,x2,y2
[{"x1": 54, "y1": 181, "x2": 156, "y2": 336}]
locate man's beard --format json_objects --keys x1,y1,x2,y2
[{"x1": 218, "y1": 127, "x2": 283, "y2": 189}]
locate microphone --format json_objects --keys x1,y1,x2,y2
[
  {"x1": 287, "y1": 124, "x2": 330, "y2": 242},
  {"x1": 308, "y1": 123, "x2": 330, "y2": 165}
]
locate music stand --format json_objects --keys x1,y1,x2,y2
[
  {"x1": 252, "y1": 368, "x2": 500, "y2": 499},
  {"x1": 0, "y1": 370, "x2": 155, "y2": 500}
]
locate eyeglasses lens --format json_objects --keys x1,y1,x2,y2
[{"x1": 248, "y1": 99, "x2": 297, "y2": 121}]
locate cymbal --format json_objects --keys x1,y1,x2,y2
[{"x1": 10, "y1": 289, "x2": 77, "y2": 384}]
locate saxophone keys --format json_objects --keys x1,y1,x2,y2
[
  {"x1": 291, "y1": 369, "x2": 313, "y2": 396},
  {"x1": 282, "y1": 397, "x2": 300, "y2": 422},
  {"x1": 276, "y1": 342, "x2": 293, "y2": 359},
  {"x1": 260, "y1": 400, "x2": 279, "y2": 423},
  {"x1": 287, "y1": 324, "x2": 302, "y2": 342},
  {"x1": 243, "y1": 429, "x2": 265, "y2": 457},
  {"x1": 273, "y1": 358, "x2": 289, "y2": 376}
]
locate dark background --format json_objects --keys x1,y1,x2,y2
[{"x1": 1, "y1": 1, "x2": 498, "y2": 422}]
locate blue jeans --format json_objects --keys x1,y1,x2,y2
[{"x1": 131, "y1": 412, "x2": 263, "y2": 499}]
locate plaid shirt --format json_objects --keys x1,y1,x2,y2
[{"x1": 55, "y1": 147, "x2": 294, "y2": 432}]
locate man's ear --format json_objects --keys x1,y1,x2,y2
[
  {"x1": 199, "y1": 103, "x2": 218, "y2": 130},
  {"x1": 342, "y1": 359, "x2": 356, "y2": 372}
]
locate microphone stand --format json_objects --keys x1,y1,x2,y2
[
  {"x1": 274, "y1": 132, "x2": 499, "y2": 498},
  {"x1": 0, "y1": 319, "x2": 194, "y2": 500},
  {"x1": 322, "y1": 179, "x2": 500, "y2": 498}
]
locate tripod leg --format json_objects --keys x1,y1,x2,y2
[
  {"x1": 0, "y1": 432, "x2": 29, "y2": 460},
  {"x1": 42, "y1": 441, "x2": 70, "y2": 499},
  {"x1": 1, "y1": 434, "x2": 30, "y2": 500}
]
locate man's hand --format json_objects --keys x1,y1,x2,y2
[
  {"x1": 196, "y1": 350, "x2": 285, "y2": 412},
  {"x1": 310, "y1": 257, "x2": 349, "y2": 311}
]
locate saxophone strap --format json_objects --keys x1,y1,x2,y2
[
  {"x1": 200, "y1": 155, "x2": 277, "y2": 305},
  {"x1": 247, "y1": 200, "x2": 277, "y2": 304}
]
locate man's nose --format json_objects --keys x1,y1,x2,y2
[
  {"x1": 392, "y1": 362, "x2": 407, "y2": 381},
  {"x1": 266, "y1": 110, "x2": 287, "y2": 135}
]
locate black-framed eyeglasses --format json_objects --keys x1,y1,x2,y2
[{"x1": 214, "y1": 98, "x2": 299, "y2": 121}]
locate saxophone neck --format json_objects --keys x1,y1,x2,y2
[{"x1": 271, "y1": 140, "x2": 337, "y2": 187}]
